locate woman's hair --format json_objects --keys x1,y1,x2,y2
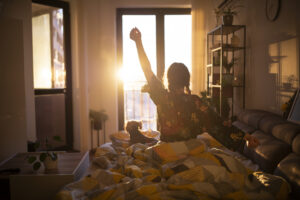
[{"x1": 167, "y1": 62, "x2": 191, "y2": 94}]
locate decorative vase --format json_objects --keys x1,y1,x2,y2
[
  {"x1": 222, "y1": 14, "x2": 233, "y2": 26},
  {"x1": 44, "y1": 156, "x2": 58, "y2": 171}
]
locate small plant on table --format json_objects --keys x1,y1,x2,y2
[{"x1": 27, "y1": 136, "x2": 63, "y2": 171}]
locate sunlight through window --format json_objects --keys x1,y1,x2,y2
[
  {"x1": 164, "y1": 15, "x2": 191, "y2": 87},
  {"x1": 119, "y1": 12, "x2": 191, "y2": 131},
  {"x1": 122, "y1": 15, "x2": 157, "y2": 130}
]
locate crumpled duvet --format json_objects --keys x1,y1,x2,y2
[{"x1": 55, "y1": 134, "x2": 290, "y2": 200}]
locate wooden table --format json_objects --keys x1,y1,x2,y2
[{"x1": 0, "y1": 152, "x2": 89, "y2": 200}]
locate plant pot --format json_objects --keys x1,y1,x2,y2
[
  {"x1": 222, "y1": 15, "x2": 233, "y2": 26},
  {"x1": 93, "y1": 120, "x2": 102, "y2": 130},
  {"x1": 44, "y1": 156, "x2": 58, "y2": 171}
]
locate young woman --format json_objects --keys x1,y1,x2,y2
[{"x1": 129, "y1": 27, "x2": 259, "y2": 151}]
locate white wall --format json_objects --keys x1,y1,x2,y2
[
  {"x1": 198, "y1": 0, "x2": 300, "y2": 115},
  {"x1": 244, "y1": 0, "x2": 300, "y2": 114},
  {"x1": 0, "y1": 0, "x2": 35, "y2": 162}
]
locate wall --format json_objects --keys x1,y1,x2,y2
[
  {"x1": 200, "y1": 0, "x2": 300, "y2": 115},
  {"x1": 244, "y1": 0, "x2": 300, "y2": 114},
  {"x1": 0, "y1": 0, "x2": 34, "y2": 162}
]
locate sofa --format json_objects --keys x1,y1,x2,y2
[{"x1": 233, "y1": 109, "x2": 300, "y2": 199}]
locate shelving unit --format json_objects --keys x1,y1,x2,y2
[{"x1": 206, "y1": 25, "x2": 246, "y2": 118}]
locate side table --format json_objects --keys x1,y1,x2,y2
[{"x1": 0, "y1": 152, "x2": 89, "y2": 200}]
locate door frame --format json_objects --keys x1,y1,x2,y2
[
  {"x1": 116, "y1": 8, "x2": 191, "y2": 130},
  {"x1": 32, "y1": 0, "x2": 73, "y2": 149}
]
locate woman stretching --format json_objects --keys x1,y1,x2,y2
[{"x1": 129, "y1": 27, "x2": 259, "y2": 151}]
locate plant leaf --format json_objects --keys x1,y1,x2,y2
[
  {"x1": 53, "y1": 135, "x2": 62, "y2": 142},
  {"x1": 40, "y1": 153, "x2": 47, "y2": 162},
  {"x1": 28, "y1": 156, "x2": 36, "y2": 164},
  {"x1": 51, "y1": 152, "x2": 58, "y2": 161},
  {"x1": 33, "y1": 162, "x2": 41, "y2": 171},
  {"x1": 34, "y1": 142, "x2": 40, "y2": 150}
]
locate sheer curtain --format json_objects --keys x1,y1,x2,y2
[{"x1": 191, "y1": 0, "x2": 212, "y2": 95}]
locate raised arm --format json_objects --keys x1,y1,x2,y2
[{"x1": 130, "y1": 27, "x2": 155, "y2": 83}]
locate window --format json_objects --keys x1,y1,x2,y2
[
  {"x1": 117, "y1": 8, "x2": 191, "y2": 131},
  {"x1": 31, "y1": 0, "x2": 73, "y2": 149},
  {"x1": 32, "y1": 6, "x2": 66, "y2": 89}
]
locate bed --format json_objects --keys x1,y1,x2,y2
[{"x1": 55, "y1": 131, "x2": 290, "y2": 200}]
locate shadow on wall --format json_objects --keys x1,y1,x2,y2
[{"x1": 267, "y1": 34, "x2": 299, "y2": 114}]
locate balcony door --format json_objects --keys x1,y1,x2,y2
[
  {"x1": 31, "y1": 0, "x2": 73, "y2": 150},
  {"x1": 117, "y1": 8, "x2": 191, "y2": 131}
]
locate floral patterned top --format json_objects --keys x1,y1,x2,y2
[{"x1": 146, "y1": 76, "x2": 245, "y2": 151}]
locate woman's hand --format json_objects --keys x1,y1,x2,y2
[
  {"x1": 130, "y1": 27, "x2": 141, "y2": 42},
  {"x1": 244, "y1": 133, "x2": 260, "y2": 149}
]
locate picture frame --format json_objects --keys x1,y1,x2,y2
[{"x1": 288, "y1": 88, "x2": 300, "y2": 124}]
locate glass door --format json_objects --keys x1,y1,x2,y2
[
  {"x1": 31, "y1": 0, "x2": 72, "y2": 150},
  {"x1": 117, "y1": 9, "x2": 191, "y2": 131}
]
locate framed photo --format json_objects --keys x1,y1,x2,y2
[{"x1": 288, "y1": 89, "x2": 300, "y2": 124}]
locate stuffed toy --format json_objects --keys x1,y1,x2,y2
[{"x1": 125, "y1": 121, "x2": 158, "y2": 145}]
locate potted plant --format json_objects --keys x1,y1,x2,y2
[
  {"x1": 214, "y1": 0, "x2": 243, "y2": 26},
  {"x1": 221, "y1": 8, "x2": 237, "y2": 26},
  {"x1": 89, "y1": 109, "x2": 108, "y2": 147},
  {"x1": 27, "y1": 136, "x2": 63, "y2": 171},
  {"x1": 223, "y1": 57, "x2": 239, "y2": 74},
  {"x1": 89, "y1": 109, "x2": 108, "y2": 131},
  {"x1": 283, "y1": 75, "x2": 298, "y2": 89}
]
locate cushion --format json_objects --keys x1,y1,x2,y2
[
  {"x1": 197, "y1": 132, "x2": 223, "y2": 149},
  {"x1": 274, "y1": 153, "x2": 300, "y2": 199},
  {"x1": 292, "y1": 134, "x2": 300, "y2": 154},
  {"x1": 272, "y1": 123, "x2": 300, "y2": 145},
  {"x1": 243, "y1": 130, "x2": 291, "y2": 173},
  {"x1": 258, "y1": 115, "x2": 285, "y2": 134},
  {"x1": 146, "y1": 139, "x2": 206, "y2": 164},
  {"x1": 238, "y1": 109, "x2": 270, "y2": 129},
  {"x1": 232, "y1": 120, "x2": 256, "y2": 134}
]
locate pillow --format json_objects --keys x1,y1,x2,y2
[
  {"x1": 110, "y1": 131, "x2": 130, "y2": 148},
  {"x1": 146, "y1": 139, "x2": 206, "y2": 164},
  {"x1": 197, "y1": 132, "x2": 223, "y2": 149},
  {"x1": 141, "y1": 130, "x2": 160, "y2": 140},
  {"x1": 94, "y1": 142, "x2": 116, "y2": 157}
]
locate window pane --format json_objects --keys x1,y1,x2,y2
[
  {"x1": 32, "y1": 7, "x2": 65, "y2": 89},
  {"x1": 52, "y1": 9, "x2": 65, "y2": 88},
  {"x1": 122, "y1": 15, "x2": 157, "y2": 131},
  {"x1": 32, "y1": 14, "x2": 52, "y2": 88},
  {"x1": 164, "y1": 15, "x2": 192, "y2": 86}
]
